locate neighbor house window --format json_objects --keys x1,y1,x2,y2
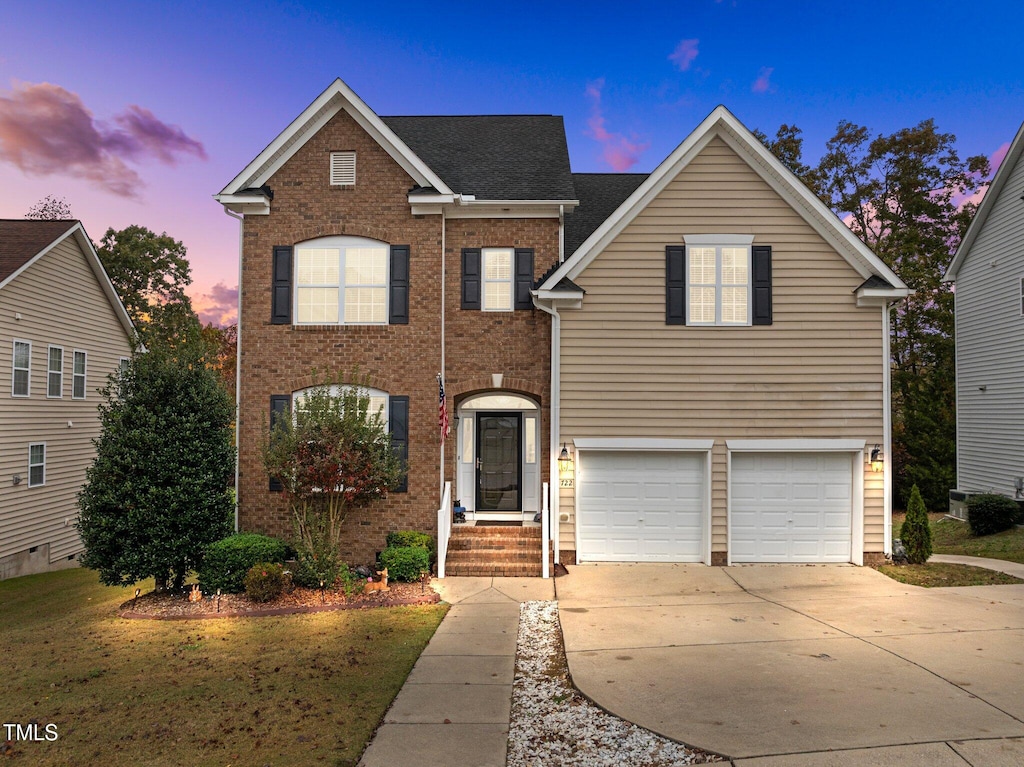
[
  {"x1": 687, "y1": 236, "x2": 754, "y2": 326},
  {"x1": 73, "y1": 350, "x2": 87, "y2": 399},
  {"x1": 119, "y1": 357, "x2": 130, "y2": 377},
  {"x1": 12, "y1": 340, "x2": 30, "y2": 397},
  {"x1": 482, "y1": 248, "x2": 513, "y2": 311},
  {"x1": 294, "y1": 236, "x2": 388, "y2": 324},
  {"x1": 1020, "y1": 277, "x2": 1024, "y2": 316},
  {"x1": 28, "y1": 443, "x2": 45, "y2": 487},
  {"x1": 47, "y1": 346, "x2": 63, "y2": 398},
  {"x1": 330, "y1": 151, "x2": 356, "y2": 185}
]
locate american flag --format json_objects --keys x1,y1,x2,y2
[{"x1": 438, "y1": 375, "x2": 450, "y2": 444}]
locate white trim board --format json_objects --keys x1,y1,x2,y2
[
  {"x1": 726, "y1": 439, "x2": 866, "y2": 452},
  {"x1": 573, "y1": 438, "x2": 715, "y2": 451}
]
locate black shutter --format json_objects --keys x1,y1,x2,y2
[
  {"x1": 389, "y1": 245, "x2": 410, "y2": 324},
  {"x1": 514, "y1": 248, "x2": 534, "y2": 310},
  {"x1": 390, "y1": 396, "x2": 409, "y2": 492},
  {"x1": 271, "y1": 246, "x2": 292, "y2": 324},
  {"x1": 752, "y1": 245, "x2": 773, "y2": 326},
  {"x1": 268, "y1": 394, "x2": 290, "y2": 491},
  {"x1": 461, "y1": 249, "x2": 481, "y2": 309},
  {"x1": 666, "y1": 245, "x2": 686, "y2": 325}
]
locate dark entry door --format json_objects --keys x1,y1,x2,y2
[{"x1": 476, "y1": 413, "x2": 521, "y2": 511}]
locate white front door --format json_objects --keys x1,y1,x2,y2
[
  {"x1": 577, "y1": 451, "x2": 706, "y2": 562},
  {"x1": 730, "y1": 452, "x2": 853, "y2": 562}
]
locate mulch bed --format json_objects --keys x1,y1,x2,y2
[{"x1": 119, "y1": 580, "x2": 441, "y2": 620}]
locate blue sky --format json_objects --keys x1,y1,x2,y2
[{"x1": 1, "y1": 1, "x2": 1021, "y2": 323}]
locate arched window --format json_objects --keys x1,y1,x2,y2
[{"x1": 294, "y1": 236, "x2": 389, "y2": 324}]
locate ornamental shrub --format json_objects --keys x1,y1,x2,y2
[
  {"x1": 378, "y1": 546, "x2": 431, "y2": 582},
  {"x1": 244, "y1": 562, "x2": 287, "y2": 603},
  {"x1": 386, "y1": 531, "x2": 435, "y2": 556},
  {"x1": 199, "y1": 533, "x2": 289, "y2": 594},
  {"x1": 967, "y1": 493, "x2": 1020, "y2": 536},
  {"x1": 900, "y1": 484, "x2": 932, "y2": 564}
]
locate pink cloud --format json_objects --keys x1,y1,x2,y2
[
  {"x1": 192, "y1": 282, "x2": 238, "y2": 327},
  {"x1": 752, "y1": 67, "x2": 774, "y2": 94},
  {"x1": 952, "y1": 141, "x2": 1011, "y2": 211},
  {"x1": 669, "y1": 39, "x2": 700, "y2": 71},
  {"x1": 0, "y1": 81, "x2": 205, "y2": 198},
  {"x1": 585, "y1": 79, "x2": 649, "y2": 172}
]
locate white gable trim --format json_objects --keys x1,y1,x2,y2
[
  {"x1": 216, "y1": 78, "x2": 451, "y2": 199},
  {"x1": 540, "y1": 105, "x2": 906, "y2": 292},
  {"x1": 944, "y1": 120, "x2": 1024, "y2": 282},
  {"x1": 0, "y1": 223, "x2": 137, "y2": 341}
]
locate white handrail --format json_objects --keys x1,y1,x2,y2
[
  {"x1": 436, "y1": 481, "x2": 452, "y2": 578},
  {"x1": 542, "y1": 481, "x2": 550, "y2": 579}
]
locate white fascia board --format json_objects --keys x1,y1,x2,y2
[
  {"x1": 944, "y1": 119, "x2": 1024, "y2": 282},
  {"x1": 726, "y1": 438, "x2": 865, "y2": 452},
  {"x1": 218, "y1": 78, "x2": 451, "y2": 198},
  {"x1": 539, "y1": 105, "x2": 906, "y2": 293},
  {"x1": 573, "y1": 438, "x2": 715, "y2": 451},
  {"x1": 213, "y1": 193, "x2": 271, "y2": 216},
  {"x1": 460, "y1": 198, "x2": 580, "y2": 209},
  {"x1": 856, "y1": 286, "x2": 911, "y2": 307}
]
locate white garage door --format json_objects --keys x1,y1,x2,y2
[
  {"x1": 731, "y1": 452, "x2": 852, "y2": 562},
  {"x1": 577, "y1": 451, "x2": 705, "y2": 562}
]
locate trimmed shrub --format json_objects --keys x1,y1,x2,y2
[
  {"x1": 244, "y1": 562, "x2": 287, "y2": 603},
  {"x1": 967, "y1": 493, "x2": 1020, "y2": 536},
  {"x1": 338, "y1": 566, "x2": 367, "y2": 600},
  {"x1": 386, "y1": 531, "x2": 435, "y2": 556},
  {"x1": 199, "y1": 533, "x2": 289, "y2": 594},
  {"x1": 900, "y1": 484, "x2": 932, "y2": 564},
  {"x1": 378, "y1": 546, "x2": 431, "y2": 582}
]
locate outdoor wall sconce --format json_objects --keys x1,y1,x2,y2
[
  {"x1": 870, "y1": 444, "x2": 884, "y2": 473},
  {"x1": 558, "y1": 443, "x2": 574, "y2": 475}
]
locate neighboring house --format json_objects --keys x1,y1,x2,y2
[
  {"x1": 944, "y1": 120, "x2": 1024, "y2": 510},
  {"x1": 217, "y1": 79, "x2": 908, "y2": 571},
  {"x1": 0, "y1": 220, "x2": 136, "y2": 579}
]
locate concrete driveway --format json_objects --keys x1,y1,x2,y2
[{"x1": 556, "y1": 564, "x2": 1024, "y2": 764}]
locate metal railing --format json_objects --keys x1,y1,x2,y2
[{"x1": 436, "y1": 481, "x2": 452, "y2": 578}]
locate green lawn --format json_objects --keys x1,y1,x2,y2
[
  {"x1": 893, "y1": 512, "x2": 1024, "y2": 565},
  {"x1": 876, "y1": 562, "x2": 1022, "y2": 587},
  {"x1": 0, "y1": 567, "x2": 447, "y2": 766}
]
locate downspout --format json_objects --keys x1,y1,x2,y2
[
  {"x1": 558, "y1": 205, "x2": 565, "y2": 263},
  {"x1": 440, "y1": 209, "x2": 447, "y2": 499},
  {"x1": 223, "y1": 207, "x2": 244, "y2": 532},
  {"x1": 882, "y1": 303, "x2": 893, "y2": 556},
  {"x1": 535, "y1": 299, "x2": 561, "y2": 565}
]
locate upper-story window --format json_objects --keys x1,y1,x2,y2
[
  {"x1": 330, "y1": 152, "x2": 356, "y2": 186},
  {"x1": 688, "y1": 243, "x2": 751, "y2": 325},
  {"x1": 1019, "y1": 277, "x2": 1024, "y2": 316},
  {"x1": 483, "y1": 248, "x2": 514, "y2": 311},
  {"x1": 295, "y1": 236, "x2": 389, "y2": 324},
  {"x1": 47, "y1": 346, "x2": 63, "y2": 398},
  {"x1": 12, "y1": 340, "x2": 30, "y2": 397},
  {"x1": 73, "y1": 350, "x2": 87, "y2": 399}
]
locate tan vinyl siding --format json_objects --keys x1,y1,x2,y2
[
  {"x1": 954, "y1": 146, "x2": 1024, "y2": 496},
  {"x1": 0, "y1": 237, "x2": 133, "y2": 563},
  {"x1": 558, "y1": 136, "x2": 885, "y2": 555}
]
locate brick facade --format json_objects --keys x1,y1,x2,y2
[{"x1": 237, "y1": 110, "x2": 554, "y2": 564}]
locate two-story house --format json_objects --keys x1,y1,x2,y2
[
  {"x1": 0, "y1": 220, "x2": 136, "y2": 579},
  {"x1": 217, "y1": 79, "x2": 908, "y2": 574}
]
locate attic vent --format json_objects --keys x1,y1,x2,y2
[{"x1": 330, "y1": 151, "x2": 356, "y2": 186}]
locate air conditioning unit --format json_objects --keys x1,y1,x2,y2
[{"x1": 948, "y1": 489, "x2": 973, "y2": 521}]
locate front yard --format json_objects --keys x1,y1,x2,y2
[{"x1": 0, "y1": 568, "x2": 447, "y2": 766}]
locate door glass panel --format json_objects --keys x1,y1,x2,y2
[
  {"x1": 525, "y1": 416, "x2": 536, "y2": 463},
  {"x1": 477, "y1": 414, "x2": 520, "y2": 511},
  {"x1": 461, "y1": 416, "x2": 473, "y2": 463}
]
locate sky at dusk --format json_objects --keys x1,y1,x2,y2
[{"x1": 1, "y1": 1, "x2": 1022, "y2": 326}]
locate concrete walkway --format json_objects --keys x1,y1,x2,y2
[
  {"x1": 358, "y1": 576, "x2": 554, "y2": 767},
  {"x1": 557, "y1": 563, "x2": 1024, "y2": 765}
]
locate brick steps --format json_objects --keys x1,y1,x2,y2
[{"x1": 442, "y1": 525, "x2": 550, "y2": 577}]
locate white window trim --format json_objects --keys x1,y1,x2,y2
[
  {"x1": 293, "y1": 236, "x2": 389, "y2": 326},
  {"x1": 72, "y1": 349, "x2": 88, "y2": 400},
  {"x1": 12, "y1": 339, "x2": 31, "y2": 398},
  {"x1": 330, "y1": 151, "x2": 356, "y2": 186},
  {"x1": 28, "y1": 443, "x2": 46, "y2": 487},
  {"x1": 47, "y1": 345, "x2": 63, "y2": 399},
  {"x1": 482, "y1": 247, "x2": 515, "y2": 312},
  {"x1": 119, "y1": 356, "x2": 130, "y2": 375},
  {"x1": 684, "y1": 236, "x2": 754, "y2": 327},
  {"x1": 1019, "y1": 276, "x2": 1024, "y2": 317}
]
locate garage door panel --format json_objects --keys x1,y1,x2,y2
[
  {"x1": 578, "y1": 451, "x2": 705, "y2": 563},
  {"x1": 731, "y1": 451, "x2": 853, "y2": 563}
]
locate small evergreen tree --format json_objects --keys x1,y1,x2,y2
[
  {"x1": 77, "y1": 338, "x2": 235, "y2": 590},
  {"x1": 900, "y1": 484, "x2": 932, "y2": 565}
]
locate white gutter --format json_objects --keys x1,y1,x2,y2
[
  {"x1": 559, "y1": 205, "x2": 565, "y2": 262},
  {"x1": 223, "y1": 206, "x2": 244, "y2": 532},
  {"x1": 882, "y1": 303, "x2": 893, "y2": 556}
]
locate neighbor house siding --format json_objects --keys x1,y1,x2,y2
[
  {"x1": 557, "y1": 136, "x2": 885, "y2": 556},
  {"x1": 953, "y1": 146, "x2": 1024, "y2": 496},
  {"x1": 0, "y1": 237, "x2": 133, "y2": 565}
]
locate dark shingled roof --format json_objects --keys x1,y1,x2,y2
[
  {"x1": 382, "y1": 115, "x2": 576, "y2": 201},
  {"x1": 563, "y1": 173, "x2": 648, "y2": 257},
  {"x1": 856, "y1": 275, "x2": 894, "y2": 291},
  {"x1": 0, "y1": 219, "x2": 77, "y2": 283}
]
